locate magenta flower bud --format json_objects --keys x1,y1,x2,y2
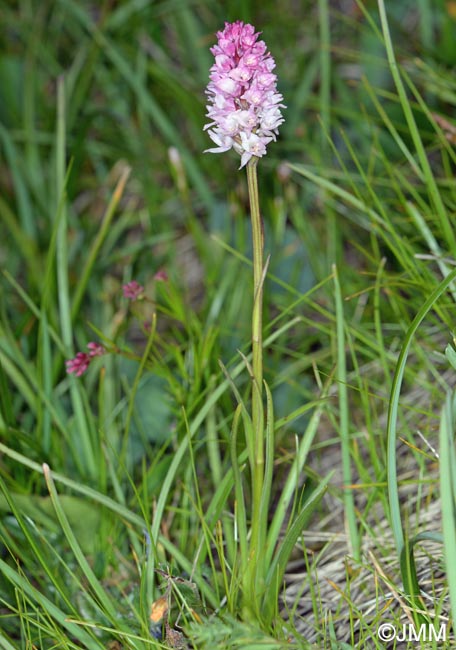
[
  {"x1": 66, "y1": 342, "x2": 105, "y2": 377},
  {"x1": 87, "y1": 342, "x2": 105, "y2": 357},
  {"x1": 154, "y1": 269, "x2": 168, "y2": 282},
  {"x1": 122, "y1": 280, "x2": 144, "y2": 300},
  {"x1": 66, "y1": 352, "x2": 91, "y2": 377},
  {"x1": 204, "y1": 21, "x2": 285, "y2": 168}
]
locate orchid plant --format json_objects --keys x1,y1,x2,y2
[
  {"x1": 203, "y1": 21, "x2": 310, "y2": 625},
  {"x1": 65, "y1": 19, "x2": 325, "y2": 635}
]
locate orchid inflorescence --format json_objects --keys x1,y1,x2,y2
[{"x1": 204, "y1": 20, "x2": 285, "y2": 168}]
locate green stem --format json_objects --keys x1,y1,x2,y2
[
  {"x1": 247, "y1": 157, "x2": 264, "y2": 496},
  {"x1": 245, "y1": 156, "x2": 265, "y2": 615}
]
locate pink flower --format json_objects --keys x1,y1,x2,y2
[
  {"x1": 66, "y1": 352, "x2": 90, "y2": 377},
  {"x1": 154, "y1": 269, "x2": 168, "y2": 282},
  {"x1": 122, "y1": 280, "x2": 144, "y2": 300},
  {"x1": 204, "y1": 21, "x2": 285, "y2": 168},
  {"x1": 66, "y1": 342, "x2": 106, "y2": 377},
  {"x1": 87, "y1": 342, "x2": 105, "y2": 357}
]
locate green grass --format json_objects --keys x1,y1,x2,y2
[{"x1": 1, "y1": 0, "x2": 456, "y2": 648}]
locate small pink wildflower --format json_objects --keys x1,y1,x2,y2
[
  {"x1": 66, "y1": 352, "x2": 90, "y2": 377},
  {"x1": 87, "y1": 342, "x2": 105, "y2": 357},
  {"x1": 154, "y1": 269, "x2": 168, "y2": 282},
  {"x1": 122, "y1": 280, "x2": 144, "y2": 300},
  {"x1": 204, "y1": 21, "x2": 285, "y2": 168},
  {"x1": 66, "y1": 342, "x2": 106, "y2": 377}
]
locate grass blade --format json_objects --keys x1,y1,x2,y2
[
  {"x1": 42, "y1": 464, "x2": 119, "y2": 622},
  {"x1": 377, "y1": 0, "x2": 456, "y2": 253},
  {"x1": 333, "y1": 264, "x2": 359, "y2": 560},
  {"x1": 263, "y1": 474, "x2": 331, "y2": 621},
  {"x1": 386, "y1": 267, "x2": 456, "y2": 555},
  {"x1": 440, "y1": 392, "x2": 456, "y2": 625},
  {"x1": 0, "y1": 559, "x2": 103, "y2": 649}
]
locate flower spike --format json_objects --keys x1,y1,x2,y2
[{"x1": 204, "y1": 21, "x2": 285, "y2": 168}]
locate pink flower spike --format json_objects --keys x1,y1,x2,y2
[
  {"x1": 204, "y1": 21, "x2": 285, "y2": 166},
  {"x1": 123, "y1": 280, "x2": 144, "y2": 300},
  {"x1": 66, "y1": 352, "x2": 90, "y2": 377},
  {"x1": 87, "y1": 342, "x2": 105, "y2": 357}
]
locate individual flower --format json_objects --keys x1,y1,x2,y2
[
  {"x1": 87, "y1": 342, "x2": 105, "y2": 357},
  {"x1": 122, "y1": 280, "x2": 144, "y2": 300},
  {"x1": 204, "y1": 21, "x2": 285, "y2": 168},
  {"x1": 65, "y1": 352, "x2": 90, "y2": 377},
  {"x1": 66, "y1": 342, "x2": 106, "y2": 377},
  {"x1": 154, "y1": 269, "x2": 168, "y2": 282}
]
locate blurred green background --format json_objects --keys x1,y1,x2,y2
[{"x1": 1, "y1": 0, "x2": 456, "y2": 489}]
